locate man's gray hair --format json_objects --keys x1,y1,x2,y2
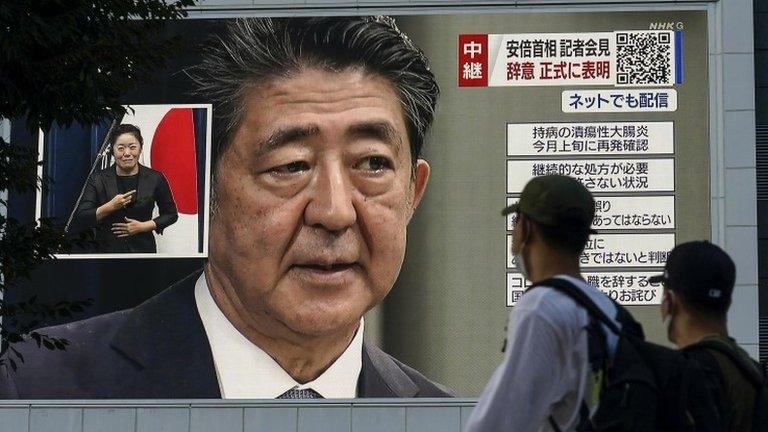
[{"x1": 190, "y1": 16, "x2": 439, "y2": 167}]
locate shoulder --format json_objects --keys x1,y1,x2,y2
[
  {"x1": 139, "y1": 165, "x2": 165, "y2": 179},
  {"x1": 520, "y1": 277, "x2": 616, "y2": 325},
  {"x1": 91, "y1": 166, "x2": 114, "y2": 181},
  {"x1": 387, "y1": 354, "x2": 456, "y2": 397},
  {"x1": 683, "y1": 345, "x2": 722, "y2": 376},
  {"x1": 10, "y1": 310, "x2": 129, "y2": 364},
  {"x1": 0, "y1": 272, "x2": 203, "y2": 399},
  {"x1": 516, "y1": 285, "x2": 584, "y2": 327},
  {"x1": 686, "y1": 336, "x2": 763, "y2": 383},
  {"x1": 0, "y1": 310, "x2": 132, "y2": 398},
  {"x1": 96, "y1": 166, "x2": 113, "y2": 175},
  {"x1": 362, "y1": 343, "x2": 455, "y2": 397}
]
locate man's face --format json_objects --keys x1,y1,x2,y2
[
  {"x1": 208, "y1": 67, "x2": 430, "y2": 338},
  {"x1": 113, "y1": 133, "x2": 141, "y2": 172}
]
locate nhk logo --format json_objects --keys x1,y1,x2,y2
[{"x1": 649, "y1": 22, "x2": 684, "y2": 30}]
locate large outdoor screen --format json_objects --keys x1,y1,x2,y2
[{"x1": 5, "y1": 10, "x2": 708, "y2": 398}]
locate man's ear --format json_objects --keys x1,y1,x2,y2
[
  {"x1": 662, "y1": 289, "x2": 677, "y2": 316},
  {"x1": 408, "y1": 159, "x2": 430, "y2": 220},
  {"x1": 667, "y1": 290, "x2": 678, "y2": 315}
]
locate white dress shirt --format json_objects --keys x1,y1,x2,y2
[
  {"x1": 194, "y1": 273, "x2": 364, "y2": 399},
  {"x1": 466, "y1": 275, "x2": 620, "y2": 432}
]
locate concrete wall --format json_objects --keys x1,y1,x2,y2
[
  {"x1": 711, "y1": 0, "x2": 759, "y2": 359},
  {"x1": 0, "y1": 399, "x2": 476, "y2": 432}
]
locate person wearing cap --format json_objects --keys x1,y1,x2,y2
[
  {"x1": 651, "y1": 241, "x2": 763, "y2": 432},
  {"x1": 465, "y1": 174, "x2": 621, "y2": 432}
]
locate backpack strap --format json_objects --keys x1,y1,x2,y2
[
  {"x1": 528, "y1": 278, "x2": 621, "y2": 335},
  {"x1": 548, "y1": 415, "x2": 562, "y2": 432},
  {"x1": 687, "y1": 339, "x2": 768, "y2": 432},
  {"x1": 547, "y1": 402, "x2": 592, "y2": 432},
  {"x1": 688, "y1": 339, "x2": 765, "y2": 387}
]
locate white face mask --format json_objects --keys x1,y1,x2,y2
[
  {"x1": 662, "y1": 312, "x2": 673, "y2": 330},
  {"x1": 661, "y1": 290, "x2": 675, "y2": 340},
  {"x1": 514, "y1": 219, "x2": 530, "y2": 280},
  {"x1": 515, "y1": 249, "x2": 529, "y2": 280}
]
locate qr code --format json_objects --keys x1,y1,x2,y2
[{"x1": 616, "y1": 31, "x2": 674, "y2": 86}]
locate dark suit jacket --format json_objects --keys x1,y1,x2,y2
[
  {"x1": 0, "y1": 271, "x2": 454, "y2": 399},
  {"x1": 71, "y1": 164, "x2": 178, "y2": 253}
]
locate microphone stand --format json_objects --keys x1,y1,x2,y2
[{"x1": 64, "y1": 116, "x2": 124, "y2": 233}]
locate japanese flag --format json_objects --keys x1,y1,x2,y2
[{"x1": 120, "y1": 106, "x2": 199, "y2": 254}]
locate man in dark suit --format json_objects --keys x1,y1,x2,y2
[
  {"x1": 70, "y1": 123, "x2": 178, "y2": 253},
  {"x1": 0, "y1": 271, "x2": 449, "y2": 398},
  {"x1": 0, "y1": 16, "x2": 452, "y2": 399}
]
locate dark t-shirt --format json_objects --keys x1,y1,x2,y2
[
  {"x1": 116, "y1": 173, "x2": 142, "y2": 221},
  {"x1": 116, "y1": 173, "x2": 138, "y2": 195}
]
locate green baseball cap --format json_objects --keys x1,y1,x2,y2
[{"x1": 502, "y1": 175, "x2": 596, "y2": 232}]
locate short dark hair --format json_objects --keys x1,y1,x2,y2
[
  {"x1": 532, "y1": 215, "x2": 591, "y2": 255},
  {"x1": 190, "y1": 17, "x2": 439, "y2": 167},
  {"x1": 110, "y1": 123, "x2": 143, "y2": 149},
  {"x1": 677, "y1": 291, "x2": 730, "y2": 322}
]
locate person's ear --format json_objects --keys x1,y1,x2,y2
[
  {"x1": 664, "y1": 289, "x2": 677, "y2": 316},
  {"x1": 669, "y1": 290, "x2": 678, "y2": 313},
  {"x1": 407, "y1": 159, "x2": 430, "y2": 221}
]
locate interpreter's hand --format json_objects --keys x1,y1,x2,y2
[
  {"x1": 106, "y1": 190, "x2": 136, "y2": 212},
  {"x1": 112, "y1": 217, "x2": 155, "y2": 238}
]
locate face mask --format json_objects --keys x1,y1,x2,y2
[
  {"x1": 661, "y1": 290, "x2": 675, "y2": 339},
  {"x1": 662, "y1": 313, "x2": 673, "y2": 330},
  {"x1": 515, "y1": 249, "x2": 529, "y2": 280},
  {"x1": 514, "y1": 219, "x2": 530, "y2": 280}
]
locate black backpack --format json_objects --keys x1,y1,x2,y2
[
  {"x1": 685, "y1": 338, "x2": 768, "y2": 432},
  {"x1": 528, "y1": 278, "x2": 722, "y2": 432}
]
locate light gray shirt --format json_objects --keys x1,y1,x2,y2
[{"x1": 465, "y1": 275, "x2": 620, "y2": 432}]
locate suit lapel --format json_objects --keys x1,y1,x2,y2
[
  {"x1": 358, "y1": 342, "x2": 418, "y2": 397},
  {"x1": 110, "y1": 269, "x2": 221, "y2": 398}
]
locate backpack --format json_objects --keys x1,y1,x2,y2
[
  {"x1": 685, "y1": 338, "x2": 768, "y2": 432},
  {"x1": 528, "y1": 278, "x2": 722, "y2": 432}
]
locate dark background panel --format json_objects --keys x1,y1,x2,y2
[{"x1": 42, "y1": 121, "x2": 111, "y2": 222}]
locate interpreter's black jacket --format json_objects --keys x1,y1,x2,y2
[{"x1": 71, "y1": 164, "x2": 178, "y2": 253}]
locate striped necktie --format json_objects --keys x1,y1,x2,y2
[{"x1": 277, "y1": 387, "x2": 323, "y2": 399}]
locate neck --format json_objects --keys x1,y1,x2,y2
[
  {"x1": 116, "y1": 165, "x2": 138, "y2": 176},
  {"x1": 673, "y1": 313, "x2": 728, "y2": 349},
  {"x1": 526, "y1": 244, "x2": 583, "y2": 283},
  {"x1": 203, "y1": 263, "x2": 358, "y2": 383}
]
